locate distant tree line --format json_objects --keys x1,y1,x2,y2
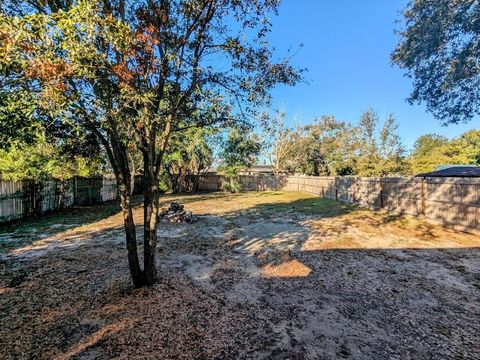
[
  {"x1": 407, "y1": 130, "x2": 480, "y2": 174},
  {"x1": 0, "y1": 90, "x2": 104, "y2": 182},
  {"x1": 266, "y1": 109, "x2": 480, "y2": 177},
  {"x1": 2, "y1": 106, "x2": 478, "y2": 187}
]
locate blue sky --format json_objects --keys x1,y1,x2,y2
[{"x1": 267, "y1": 0, "x2": 479, "y2": 150}]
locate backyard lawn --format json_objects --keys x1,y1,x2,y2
[{"x1": 1, "y1": 191, "x2": 479, "y2": 359}]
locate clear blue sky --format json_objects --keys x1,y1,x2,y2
[{"x1": 267, "y1": 0, "x2": 479, "y2": 150}]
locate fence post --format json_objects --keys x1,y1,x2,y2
[
  {"x1": 73, "y1": 176, "x2": 78, "y2": 205},
  {"x1": 335, "y1": 177, "x2": 338, "y2": 201},
  {"x1": 421, "y1": 177, "x2": 426, "y2": 217},
  {"x1": 380, "y1": 179, "x2": 384, "y2": 209},
  {"x1": 352, "y1": 177, "x2": 356, "y2": 204},
  {"x1": 88, "y1": 183, "x2": 92, "y2": 204}
]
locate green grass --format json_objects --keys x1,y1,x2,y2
[
  {"x1": 0, "y1": 202, "x2": 121, "y2": 235},
  {"x1": 0, "y1": 200, "x2": 122, "y2": 254},
  {"x1": 0, "y1": 191, "x2": 355, "y2": 254},
  {"x1": 254, "y1": 195, "x2": 355, "y2": 217}
]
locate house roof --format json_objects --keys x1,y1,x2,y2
[
  {"x1": 434, "y1": 164, "x2": 477, "y2": 171},
  {"x1": 248, "y1": 165, "x2": 274, "y2": 172},
  {"x1": 208, "y1": 164, "x2": 277, "y2": 174},
  {"x1": 416, "y1": 166, "x2": 480, "y2": 178}
]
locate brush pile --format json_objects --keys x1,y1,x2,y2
[{"x1": 158, "y1": 202, "x2": 196, "y2": 223}]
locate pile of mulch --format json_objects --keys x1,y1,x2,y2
[{"x1": 158, "y1": 202, "x2": 196, "y2": 223}]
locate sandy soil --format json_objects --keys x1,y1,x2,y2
[{"x1": 0, "y1": 191, "x2": 479, "y2": 359}]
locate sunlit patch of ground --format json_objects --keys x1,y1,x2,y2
[
  {"x1": 1, "y1": 191, "x2": 479, "y2": 359},
  {"x1": 262, "y1": 259, "x2": 312, "y2": 278},
  {"x1": 302, "y1": 210, "x2": 480, "y2": 251}
]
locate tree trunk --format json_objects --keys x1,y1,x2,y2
[
  {"x1": 90, "y1": 124, "x2": 146, "y2": 287},
  {"x1": 142, "y1": 173, "x2": 160, "y2": 285},
  {"x1": 119, "y1": 181, "x2": 144, "y2": 288},
  {"x1": 33, "y1": 181, "x2": 44, "y2": 217},
  {"x1": 193, "y1": 171, "x2": 200, "y2": 191},
  {"x1": 142, "y1": 142, "x2": 161, "y2": 286},
  {"x1": 58, "y1": 180, "x2": 66, "y2": 210},
  {"x1": 128, "y1": 153, "x2": 136, "y2": 196}
]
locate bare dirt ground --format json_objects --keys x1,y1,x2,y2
[{"x1": 1, "y1": 191, "x2": 479, "y2": 359}]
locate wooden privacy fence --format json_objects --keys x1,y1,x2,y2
[
  {"x1": 198, "y1": 174, "x2": 480, "y2": 231},
  {"x1": 0, "y1": 176, "x2": 119, "y2": 223}
]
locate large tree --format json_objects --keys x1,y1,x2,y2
[
  {"x1": 407, "y1": 134, "x2": 451, "y2": 174},
  {"x1": 162, "y1": 127, "x2": 216, "y2": 193},
  {"x1": 275, "y1": 111, "x2": 405, "y2": 177},
  {"x1": 354, "y1": 110, "x2": 406, "y2": 176},
  {"x1": 265, "y1": 112, "x2": 296, "y2": 175},
  {"x1": 271, "y1": 115, "x2": 357, "y2": 176},
  {"x1": 392, "y1": 0, "x2": 480, "y2": 125},
  {"x1": 0, "y1": 0, "x2": 302, "y2": 286},
  {"x1": 407, "y1": 130, "x2": 480, "y2": 173},
  {"x1": 218, "y1": 127, "x2": 261, "y2": 192},
  {"x1": 447, "y1": 129, "x2": 480, "y2": 164}
]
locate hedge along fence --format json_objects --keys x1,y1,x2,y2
[
  {"x1": 198, "y1": 174, "x2": 480, "y2": 232},
  {"x1": 0, "y1": 176, "x2": 119, "y2": 223}
]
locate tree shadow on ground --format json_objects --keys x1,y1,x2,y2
[
  {"x1": 161, "y1": 190, "x2": 281, "y2": 205},
  {"x1": 0, "y1": 232, "x2": 272, "y2": 359},
  {"x1": 0, "y1": 198, "x2": 136, "y2": 254},
  {"x1": 234, "y1": 195, "x2": 355, "y2": 217},
  {"x1": 207, "y1": 193, "x2": 479, "y2": 279}
]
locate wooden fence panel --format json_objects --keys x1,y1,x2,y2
[
  {"x1": 102, "y1": 178, "x2": 118, "y2": 202},
  {"x1": 0, "y1": 180, "x2": 25, "y2": 222},
  {"x1": 39, "y1": 180, "x2": 75, "y2": 213},
  {"x1": 198, "y1": 174, "x2": 223, "y2": 191},
  {"x1": 0, "y1": 176, "x2": 119, "y2": 224},
  {"x1": 75, "y1": 177, "x2": 103, "y2": 205},
  {"x1": 2, "y1": 173, "x2": 478, "y2": 230},
  {"x1": 197, "y1": 174, "x2": 480, "y2": 231}
]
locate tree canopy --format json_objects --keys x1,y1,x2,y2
[
  {"x1": 392, "y1": 0, "x2": 480, "y2": 124},
  {"x1": 0, "y1": 0, "x2": 302, "y2": 286},
  {"x1": 267, "y1": 110, "x2": 406, "y2": 177},
  {"x1": 218, "y1": 127, "x2": 261, "y2": 192},
  {"x1": 407, "y1": 134, "x2": 451, "y2": 174}
]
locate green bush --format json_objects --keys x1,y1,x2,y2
[{"x1": 222, "y1": 176, "x2": 242, "y2": 193}]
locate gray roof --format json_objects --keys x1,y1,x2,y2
[
  {"x1": 249, "y1": 165, "x2": 274, "y2": 171},
  {"x1": 416, "y1": 166, "x2": 480, "y2": 178},
  {"x1": 434, "y1": 164, "x2": 478, "y2": 171}
]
